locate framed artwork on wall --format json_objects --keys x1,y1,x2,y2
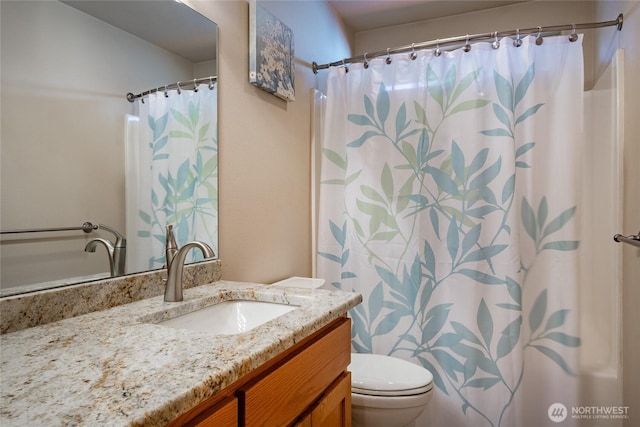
[{"x1": 249, "y1": 1, "x2": 295, "y2": 102}]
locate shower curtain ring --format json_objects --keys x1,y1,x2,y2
[
  {"x1": 434, "y1": 39, "x2": 442, "y2": 57},
  {"x1": 208, "y1": 77, "x2": 215, "y2": 90},
  {"x1": 492, "y1": 31, "x2": 500, "y2": 49},
  {"x1": 176, "y1": 81, "x2": 182, "y2": 95},
  {"x1": 342, "y1": 59, "x2": 349, "y2": 73},
  {"x1": 164, "y1": 85, "x2": 169, "y2": 98},
  {"x1": 363, "y1": 52, "x2": 369, "y2": 69},
  {"x1": 569, "y1": 24, "x2": 578, "y2": 42},
  {"x1": 193, "y1": 79, "x2": 198, "y2": 92},
  {"x1": 386, "y1": 48, "x2": 392, "y2": 64},
  {"x1": 536, "y1": 26, "x2": 544, "y2": 45},
  {"x1": 463, "y1": 35, "x2": 471, "y2": 52},
  {"x1": 513, "y1": 29, "x2": 522, "y2": 47},
  {"x1": 410, "y1": 43, "x2": 417, "y2": 60}
]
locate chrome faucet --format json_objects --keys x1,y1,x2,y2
[
  {"x1": 164, "y1": 226, "x2": 215, "y2": 302},
  {"x1": 84, "y1": 224, "x2": 126, "y2": 277}
]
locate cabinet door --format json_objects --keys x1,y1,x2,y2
[
  {"x1": 239, "y1": 318, "x2": 351, "y2": 426},
  {"x1": 294, "y1": 413, "x2": 312, "y2": 427},
  {"x1": 237, "y1": 318, "x2": 351, "y2": 427},
  {"x1": 191, "y1": 397, "x2": 238, "y2": 427},
  {"x1": 310, "y1": 372, "x2": 351, "y2": 427}
]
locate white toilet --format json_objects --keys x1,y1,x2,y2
[{"x1": 349, "y1": 353, "x2": 434, "y2": 427}]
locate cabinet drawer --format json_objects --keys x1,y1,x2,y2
[{"x1": 239, "y1": 318, "x2": 351, "y2": 426}]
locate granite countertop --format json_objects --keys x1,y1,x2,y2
[{"x1": 0, "y1": 281, "x2": 361, "y2": 426}]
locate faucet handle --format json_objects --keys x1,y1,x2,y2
[
  {"x1": 98, "y1": 224, "x2": 126, "y2": 247},
  {"x1": 165, "y1": 225, "x2": 179, "y2": 268}
]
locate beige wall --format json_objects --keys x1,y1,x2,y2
[
  {"x1": 594, "y1": 2, "x2": 640, "y2": 423},
  {"x1": 186, "y1": 0, "x2": 351, "y2": 283}
]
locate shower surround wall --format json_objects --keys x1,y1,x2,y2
[
  {"x1": 594, "y1": 1, "x2": 640, "y2": 421},
  {"x1": 581, "y1": 48, "x2": 624, "y2": 424}
]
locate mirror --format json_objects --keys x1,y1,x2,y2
[{"x1": 0, "y1": 0, "x2": 218, "y2": 296}]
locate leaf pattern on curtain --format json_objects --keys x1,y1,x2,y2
[
  {"x1": 318, "y1": 37, "x2": 583, "y2": 426},
  {"x1": 136, "y1": 88, "x2": 218, "y2": 269}
]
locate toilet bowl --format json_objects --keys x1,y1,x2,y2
[{"x1": 349, "y1": 353, "x2": 434, "y2": 427}]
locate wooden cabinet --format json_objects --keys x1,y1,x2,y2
[
  {"x1": 170, "y1": 317, "x2": 352, "y2": 427},
  {"x1": 295, "y1": 372, "x2": 351, "y2": 427},
  {"x1": 190, "y1": 397, "x2": 238, "y2": 427},
  {"x1": 238, "y1": 317, "x2": 350, "y2": 426}
]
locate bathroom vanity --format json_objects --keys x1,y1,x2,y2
[
  {"x1": 0, "y1": 261, "x2": 361, "y2": 426},
  {"x1": 172, "y1": 317, "x2": 352, "y2": 426}
]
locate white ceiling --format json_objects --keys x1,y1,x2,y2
[{"x1": 328, "y1": 0, "x2": 529, "y2": 31}]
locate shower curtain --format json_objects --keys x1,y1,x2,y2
[
  {"x1": 127, "y1": 85, "x2": 218, "y2": 271},
  {"x1": 318, "y1": 35, "x2": 584, "y2": 426}
]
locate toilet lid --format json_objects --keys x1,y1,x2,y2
[{"x1": 349, "y1": 353, "x2": 433, "y2": 397}]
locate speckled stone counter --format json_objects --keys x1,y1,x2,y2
[
  {"x1": 0, "y1": 260, "x2": 222, "y2": 334},
  {"x1": 0, "y1": 280, "x2": 361, "y2": 426}
]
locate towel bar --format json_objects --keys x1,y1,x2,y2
[
  {"x1": 0, "y1": 222, "x2": 97, "y2": 235},
  {"x1": 613, "y1": 230, "x2": 640, "y2": 248}
]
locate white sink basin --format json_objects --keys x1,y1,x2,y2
[{"x1": 156, "y1": 300, "x2": 298, "y2": 334}]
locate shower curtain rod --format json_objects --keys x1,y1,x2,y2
[
  {"x1": 126, "y1": 75, "x2": 217, "y2": 102},
  {"x1": 312, "y1": 14, "x2": 623, "y2": 73}
]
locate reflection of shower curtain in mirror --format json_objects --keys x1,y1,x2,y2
[{"x1": 126, "y1": 86, "x2": 218, "y2": 272}]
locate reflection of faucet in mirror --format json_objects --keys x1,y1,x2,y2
[
  {"x1": 164, "y1": 225, "x2": 215, "y2": 302},
  {"x1": 84, "y1": 224, "x2": 127, "y2": 277}
]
